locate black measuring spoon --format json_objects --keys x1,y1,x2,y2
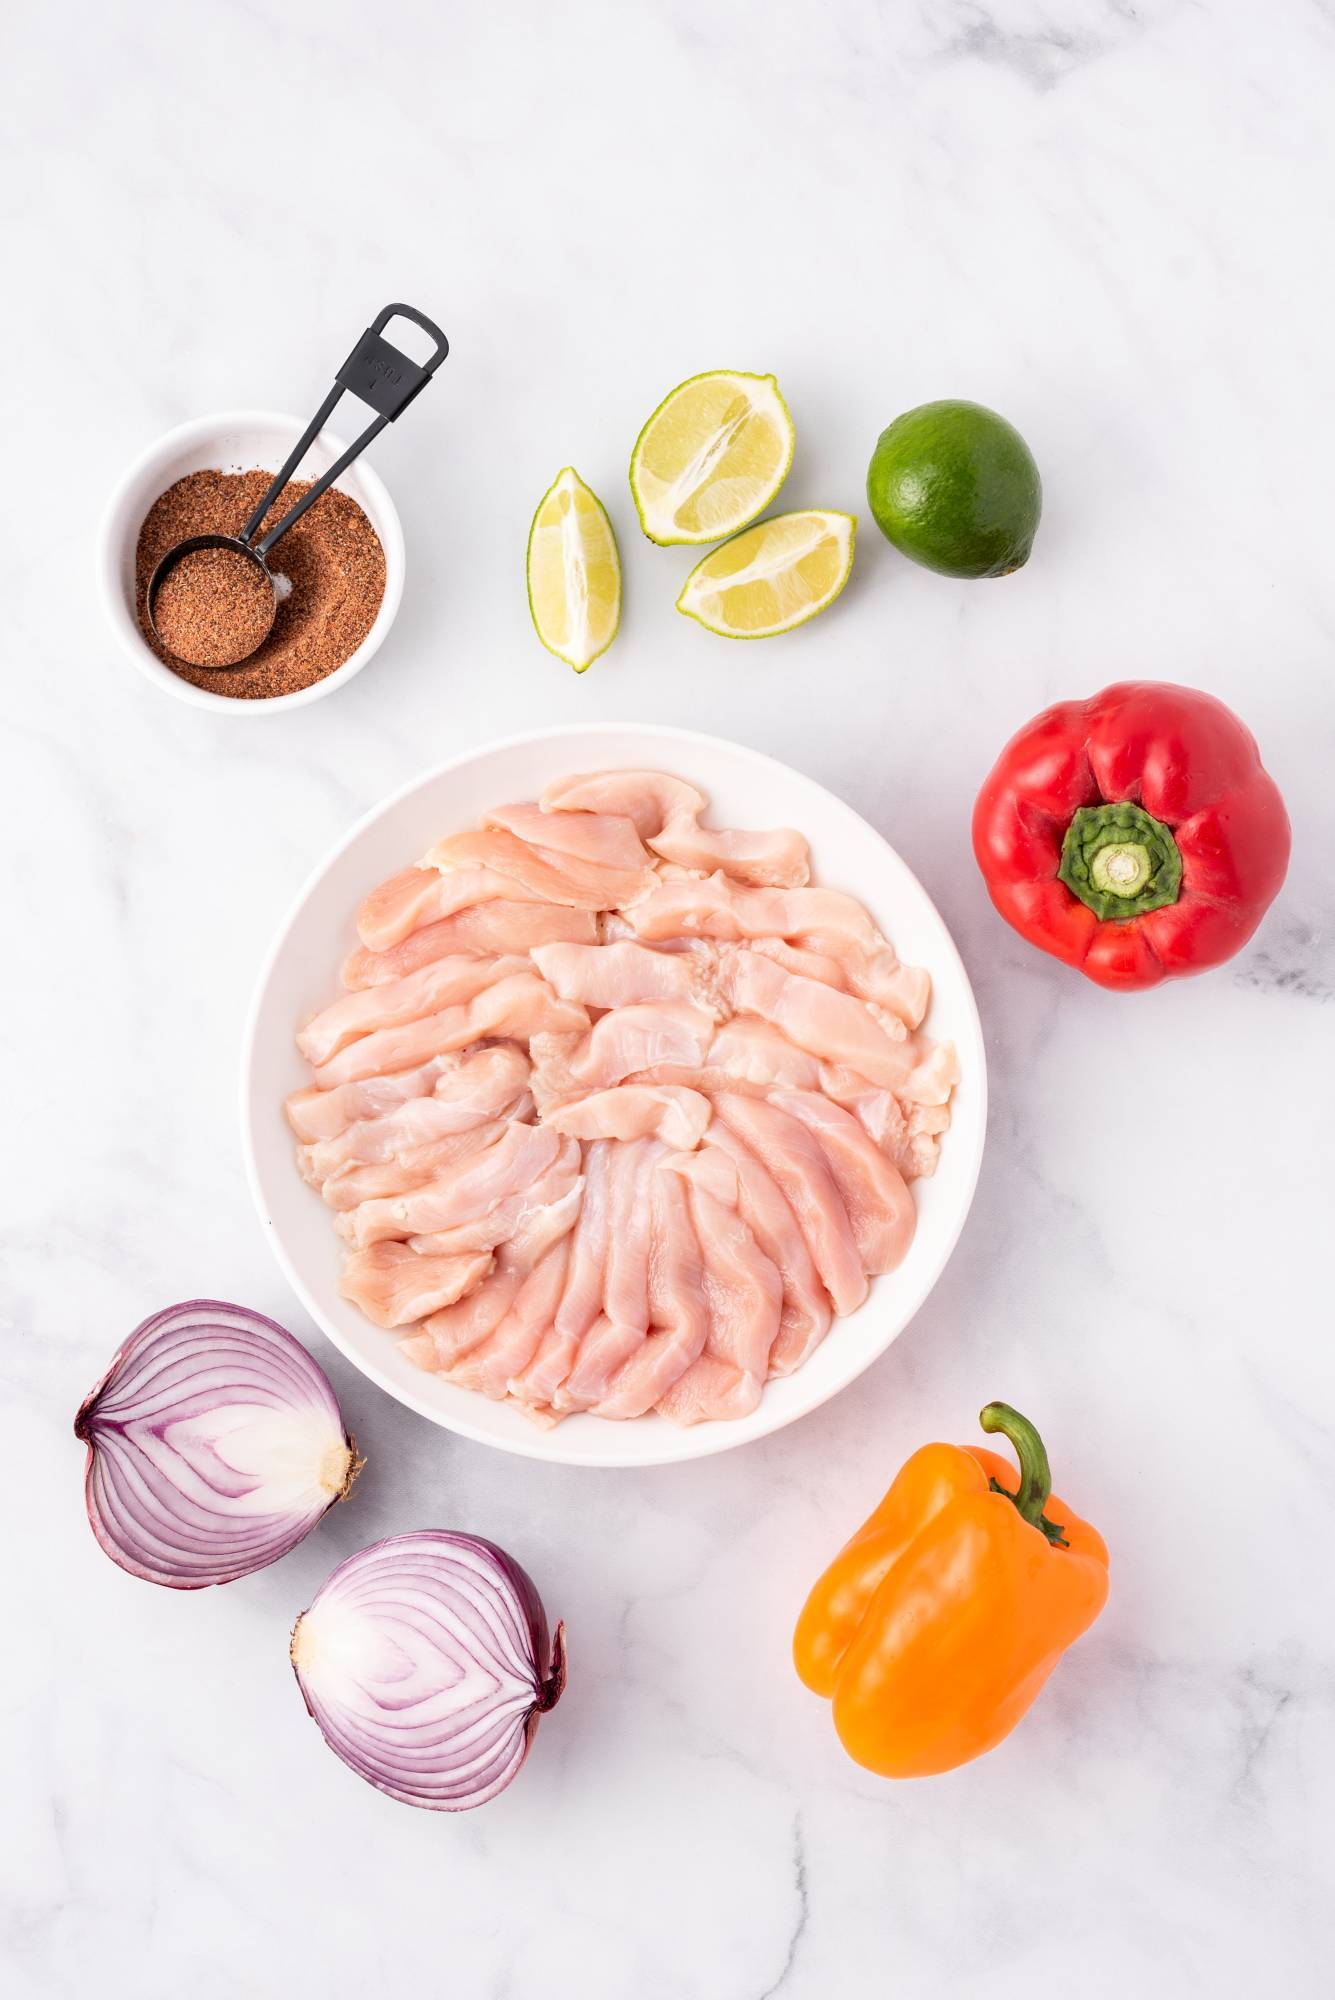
[{"x1": 148, "y1": 303, "x2": 449, "y2": 667}]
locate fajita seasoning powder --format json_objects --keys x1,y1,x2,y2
[{"x1": 135, "y1": 469, "x2": 386, "y2": 699}]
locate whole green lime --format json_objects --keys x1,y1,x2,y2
[{"x1": 866, "y1": 400, "x2": 1042, "y2": 578}]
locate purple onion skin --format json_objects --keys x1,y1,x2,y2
[
  {"x1": 467, "y1": 1534, "x2": 569, "y2": 1716},
  {"x1": 75, "y1": 1299, "x2": 358, "y2": 1590},
  {"x1": 291, "y1": 1531, "x2": 566, "y2": 1811}
]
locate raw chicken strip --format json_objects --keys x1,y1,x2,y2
[
  {"x1": 628, "y1": 875, "x2": 928, "y2": 1025},
  {"x1": 338, "y1": 1242, "x2": 493, "y2": 1328},
  {"x1": 342, "y1": 903, "x2": 596, "y2": 988},
  {"x1": 530, "y1": 939, "x2": 715, "y2": 1011},
  {"x1": 665, "y1": 1126, "x2": 832, "y2": 1375},
  {"x1": 320, "y1": 1119, "x2": 508, "y2": 1210},
  {"x1": 299, "y1": 1046, "x2": 530, "y2": 1180},
  {"x1": 540, "y1": 770, "x2": 707, "y2": 842},
  {"x1": 821, "y1": 1033, "x2": 959, "y2": 1111},
  {"x1": 509, "y1": 1141, "x2": 613, "y2": 1404},
  {"x1": 298, "y1": 953, "x2": 528, "y2": 1065},
  {"x1": 554, "y1": 1140, "x2": 659, "y2": 1411},
  {"x1": 482, "y1": 802, "x2": 650, "y2": 871},
  {"x1": 530, "y1": 1002, "x2": 715, "y2": 1105},
  {"x1": 285, "y1": 1058, "x2": 451, "y2": 1143},
  {"x1": 796, "y1": 932, "x2": 930, "y2": 1027},
  {"x1": 447, "y1": 1238, "x2": 572, "y2": 1398},
  {"x1": 407, "y1": 1141, "x2": 581, "y2": 1257},
  {"x1": 648, "y1": 816, "x2": 810, "y2": 889},
  {"x1": 724, "y1": 951, "x2": 918, "y2": 1089},
  {"x1": 423, "y1": 828, "x2": 653, "y2": 910},
  {"x1": 543, "y1": 1085, "x2": 711, "y2": 1150},
  {"x1": 749, "y1": 936, "x2": 852, "y2": 989},
  {"x1": 770, "y1": 1090, "x2": 916, "y2": 1274},
  {"x1": 312, "y1": 973, "x2": 587, "y2": 1088},
  {"x1": 346, "y1": 1121, "x2": 562, "y2": 1248},
  {"x1": 655, "y1": 1182, "x2": 781, "y2": 1424},
  {"x1": 714, "y1": 1093, "x2": 867, "y2": 1316},
  {"x1": 399, "y1": 1180, "x2": 583, "y2": 1373},
  {"x1": 356, "y1": 864, "x2": 544, "y2": 952},
  {"x1": 400, "y1": 1265, "x2": 524, "y2": 1372},
  {"x1": 690, "y1": 1018, "x2": 824, "y2": 1092},
  {"x1": 590, "y1": 1167, "x2": 709, "y2": 1418}
]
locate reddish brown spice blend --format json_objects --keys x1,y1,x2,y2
[
  {"x1": 135, "y1": 469, "x2": 387, "y2": 699},
  {"x1": 151, "y1": 546, "x2": 276, "y2": 667}
]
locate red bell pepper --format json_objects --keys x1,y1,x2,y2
[{"x1": 972, "y1": 682, "x2": 1290, "y2": 991}]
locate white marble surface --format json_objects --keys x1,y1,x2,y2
[{"x1": 6, "y1": 1, "x2": 1335, "y2": 1993}]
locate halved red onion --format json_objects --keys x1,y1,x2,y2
[
  {"x1": 75, "y1": 1300, "x2": 359, "y2": 1589},
  {"x1": 290, "y1": 1531, "x2": 567, "y2": 1810}
]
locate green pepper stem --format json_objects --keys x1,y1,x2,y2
[
  {"x1": 979, "y1": 1402, "x2": 1069, "y2": 1549},
  {"x1": 1057, "y1": 800, "x2": 1182, "y2": 921}
]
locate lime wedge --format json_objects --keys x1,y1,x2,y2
[
  {"x1": 629, "y1": 371, "x2": 794, "y2": 545},
  {"x1": 676, "y1": 510, "x2": 855, "y2": 638},
  {"x1": 526, "y1": 467, "x2": 621, "y2": 672}
]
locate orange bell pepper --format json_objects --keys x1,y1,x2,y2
[{"x1": 794, "y1": 1403, "x2": 1109, "y2": 1778}]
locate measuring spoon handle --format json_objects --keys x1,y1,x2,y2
[{"x1": 241, "y1": 304, "x2": 449, "y2": 557}]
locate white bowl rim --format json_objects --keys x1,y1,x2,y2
[
  {"x1": 96, "y1": 407, "x2": 405, "y2": 716},
  {"x1": 241, "y1": 721, "x2": 988, "y2": 1467}
]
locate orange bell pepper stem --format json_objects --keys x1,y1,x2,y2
[{"x1": 794, "y1": 1404, "x2": 1109, "y2": 1778}]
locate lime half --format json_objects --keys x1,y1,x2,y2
[{"x1": 527, "y1": 467, "x2": 621, "y2": 672}]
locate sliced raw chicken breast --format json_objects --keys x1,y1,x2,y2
[
  {"x1": 530, "y1": 939, "x2": 716, "y2": 1011},
  {"x1": 342, "y1": 903, "x2": 596, "y2": 988},
  {"x1": 666, "y1": 1127, "x2": 832, "y2": 1375},
  {"x1": 654, "y1": 1181, "x2": 781, "y2": 1423},
  {"x1": 543, "y1": 1084, "x2": 711, "y2": 1150},
  {"x1": 530, "y1": 1001, "x2": 716, "y2": 1106},
  {"x1": 724, "y1": 951, "x2": 917, "y2": 1088},
  {"x1": 628, "y1": 876, "x2": 927, "y2": 1026},
  {"x1": 285, "y1": 1057, "x2": 451, "y2": 1143},
  {"x1": 312, "y1": 973, "x2": 587, "y2": 1088},
  {"x1": 319, "y1": 1119, "x2": 508, "y2": 1210},
  {"x1": 509, "y1": 1141, "x2": 613, "y2": 1405},
  {"x1": 590, "y1": 1166, "x2": 709, "y2": 1418},
  {"x1": 795, "y1": 931, "x2": 930, "y2": 1027},
  {"x1": 400, "y1": 1179, "x2": 583, "y2": 1373},
  {"x1": 407, "y1": 1141, "x2": 582, "y2": 1257},
  {"x1": 338, "y1": 1242, "x2": 493, "y2": 1328},
  {"x1": 293, "y1": 767, "x2": 953, "y2": 1429},
  {"x1": 356, "y1": 864, "x2": 544, "y2": 952},
  {"x1": 401, "y1": 1264, "x2": 525, "y2": 1373},
  {"x1": 423, "y1": 828, "x2": 653, "y2": 910},
  {"x1": 447, "y1": 1237, "x2": 572, "y2": 1398},
  {"x1": 299, "y1": 1046, "x2": 531, "y2": 1180},
  {"x1": 648, "y1": 815, "x2": 810, "y2": 889},
  {"x1": 714, "y1": 1093, "x2": 868, "y2": 1315},
  {"x1": 770, "y1": 1089, "x2": 916, "y2": 1274},
  {"x1": 298, "y1": 953, "x2": 528, "y2": 1065},
  {"x1": 482, "y1": 802, "x2": 650, "y2": 871},
  {"x1": 346, "y1": 1121, "x2": 562, "y2": 1248},
  {"x1": 540, "y1": 770, "x2": 707, "y2": 841},
  {"x1": 554, "y1": 1139, "x2": 659, "y2": 1411}
]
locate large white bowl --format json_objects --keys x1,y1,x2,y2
[
  {"x1": 242, "y1": 724, "x2": 987, "y2": 1467},
  {"x1": 97, "y1": 410, "x2": 405, "y2": 715}
]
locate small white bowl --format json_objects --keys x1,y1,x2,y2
[
  {"x1": 97, "y1": 409, "x2": 405, "y2": 714},
  {"x1": 242, "y1": 723, "x2": 988, "y2": 1467}
]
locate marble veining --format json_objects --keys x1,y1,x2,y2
[{"x1": 5, "y1": 0, "x2": 1334, "y2": 1995}]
